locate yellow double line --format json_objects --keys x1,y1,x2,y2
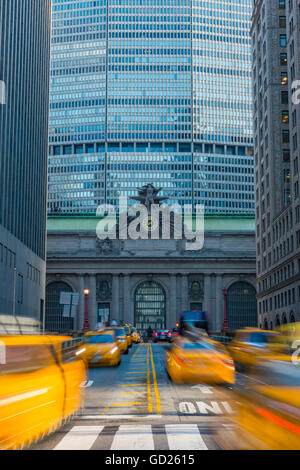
[
  {"x1": 147, "y1": 343, "x2": 161, "y2": 415},
  {"x1": 116, "y1": 343, "x2": 161, "y2": 415}
]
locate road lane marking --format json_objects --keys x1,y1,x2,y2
[
  {"x1": 147, "y1": 344, "x2": 153, "y2": 413},
  {"x1": 177, "y1": 400, "x2": 234, "y2": 415},
  {"x1": 132, "y1": 361, "x2": 146, "y2": 366},
  {"x1": 80, "y1": 415, "x2": 162, "y2": 420},
  {"x1": 53, "y1": 426, "x2": 103, "y2": 450},
  {"x1": 149, "y1": 343, "x2": 161, "y2": 415},
  {"x1": 119, "y1": 383, "x2": 146, "y2": 386},
  {"x1": 80, "y1": 380, "x2": 94, "y2": 388},
  {"x1": 110, "y1": 425, "x2": 154, "y2": 450},
  {"x1": 124, "y1": 377, "x2": 147, "y2": 380},
  {"x1": 178, "y1": 402, "x2": 197, "y2": 414},
  {"x1": 191, "y1": 385, "x2": 213, "y2": 394},
  {"x1": 111, "y1": 402, "x2": 142, "y2": 407},
  {"x1": 165, "y1": 424, "x2": 208, "y2": 450},
  {"x1": 126, "y1": 371, "x2": 146, "y2": 374}
]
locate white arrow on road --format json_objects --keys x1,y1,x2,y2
[
  {"x1": 191, "y1": 385, "x2": 213, "y2": 394},
  {"x1": 80, "y1": 380, "x2": 94, "y2": 388}
]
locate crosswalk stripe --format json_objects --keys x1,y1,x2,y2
[
  {"x1": 50, "y1": 424, "x2": 212, "y2": 450},
  {"x1": 165, "y1": 424, "x2": 208, "y2": 450},
  {"x1": 110, "y1": 425, "x2": 154, "y2": 450},
  {"x1": 53, "y1": 426, "x2": 104, "y2": 450}
]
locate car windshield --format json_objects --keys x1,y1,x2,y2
[
  {"x1": 124, "y1": 327, "x2": 130, "y2": 334},
  {"x1": 131, "y1": 328, "x2": 136, "y2": 333},
  {"x1": 110, "y1": 328, "x2": 125, "y2": 337},
  {"x1": 249, "y1": 332, "x2": 274, "y2": 344},
  {"x1": 86, "y1": 334, "x2": 114, "y2": 344},
  {"x1": 183, "y1": 341, "x2": 213, "y2": 350}
]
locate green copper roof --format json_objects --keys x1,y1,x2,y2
[{"x1": 47, "y1": 214, "x2": 255, "y2": 232}]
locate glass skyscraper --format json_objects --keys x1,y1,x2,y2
[
  {"x1": 48, "y1": 0, "x2": 254, "y2": 214},
  {"x1": 0, "y1": 0, "x2": 51, "y2": 319}
]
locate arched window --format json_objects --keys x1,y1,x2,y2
[
  {"x1": 46, "y1": 282, "x2": 74, "y2": 332},
  {"x1": 134, "y1": 281, "x2": 166, "y2": 333},
  {"x1": 290, "y1": 312, "x2": 296, "y2": 323},
  {"x1": 264, "y1": 319, "x2": 269, "y2": 330},
  {"x1": 226, "y1": 282, "x2": 257, "y2": 330},
  {"x1": 275, "y1": 315, "x2": 281, "y2": 327},
  {"x1": 282, "y1": 313, "x2": 288, "y2": 325}
]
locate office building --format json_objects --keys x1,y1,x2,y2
[
  {"x1": 251, "y1": 0, "x2": 300, "y2": 328},
  {"x1": 48, "y1": 0, "x2": 254, "y2": 214},
  {"x1": 0, "y1": 0, "x2": 51, "y2": 320}
]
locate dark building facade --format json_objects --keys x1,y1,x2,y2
[
  {"x1": 251, "y1": 0, "x2": 300, "y2": 328},
  {"x1": 0, "y1": 0, "x2": 51, "y2": 319}
]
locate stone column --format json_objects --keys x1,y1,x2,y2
[
  {"x1": 168, "y1": 275, "x2": 177, "y2": 328},
  {"x1": 215, "y1": 275, "x2": 223, "y2": 333},
  {"x1": 78, "y1": 275, "x2": 85, "y2": 331},
  {"x1": 88, "y1": 274, "x2": 98, "y2": 329},
  {"x1": 112, "y1": 274, "x2": 120, "y2": 320},
  {"x1": 180, "y1": 274, "x2": 188, "y2": 311},
  {"x1": 203, "y1": 274, "x2": 212, "y2": 329},
  {"x1": 123, "y1": 275, "x2": 131, "y2": 324}
]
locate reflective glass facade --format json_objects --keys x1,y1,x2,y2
[
  {"x1": 1, "y1": 0, "x2": 51, "y2": 259},
  {"x1": 0, "y1": 0, "x2": 51, "y2": 319},
  {"x1": 49, "y1": 0, "x2": 254, "y2": 213}
]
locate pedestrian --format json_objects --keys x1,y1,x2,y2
[{"x1": 147, "y1": 325, "x2": 153, "y2": 341}]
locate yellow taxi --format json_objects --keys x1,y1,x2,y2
[
  {"x1": 104, "y1": 326, "x2": 129, "y2": 354},
  {"x1": 166, "y1": 335, "x2": 235, "y2": 384},
  {"x1": 82, "y1": 331, "x2": 121, "y2": 366},
  {"x1": 124, "y1": 325, "x2": 132, "y2": 348},
  {"x1": 234, "y1": 357, "x2": 300, "y2": 450},
  {"x1": 130, "y1": 327, "x2": 140, "y2": 344},
  {"x1": 228, "y1": 328, "x2": 285, "y2": 372},
  {"x1": 0, "y1": 335, "x2": 86, "y2": 450},
  {"x1": 276, "y1": 322, "x2": 300, "y2": 354}
]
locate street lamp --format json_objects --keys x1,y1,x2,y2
[
  {"x1": 222, "y1": 288, "x2": 229, "y2": 331},
  {"x1": 83, "y1": 288, "x2": 90, "y2": 331}
]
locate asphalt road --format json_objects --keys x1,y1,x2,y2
[{"x1": 30, "y1": 343, "x2": 256, "y2": 450}]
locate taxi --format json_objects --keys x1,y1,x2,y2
[
  {"x1": 228, "y1": 328, "x2": 286, "y2": 372},
  {"x1": 104, "y1": 326, "x2": 129, "y2": 354},
  {"x1": 234, "y1": 357, "x2": 300, "y2": 450},
  {"x1": 130, "y1": 327, "x2": 140, "y2": 344},
  {"x1": 124, "y1": 325, "x2": 132, "y2": 348},
  {"x1": 82, "y1": 331, "x2": 121, "y2": 366},
  {"x1": 0, "y1": 335, "x2": 86, "y2": 450},
  {"x1": 166, "y1": 335, "x2": 235, "y2": 384},
  {"x1": 276, "y1": 322, "x2": 300, "y2": 354}
]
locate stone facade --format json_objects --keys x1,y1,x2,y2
[
  {"x1": 46, "y1": 216, "x2": 257, "y2": 333},
  {"x1": 251, "y1": 0, "x2": 300, "y2": 329}
]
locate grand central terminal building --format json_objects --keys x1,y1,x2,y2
[{"x1": 45, "y1": 212, "x2": 257, "y2": 334}]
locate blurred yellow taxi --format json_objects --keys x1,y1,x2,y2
[
  {"x1": 276, "y1": 322, "x2": 300, "y2": 355},
  {"x1": 234, "y1": 358, "x2": 300, "y2": 450},
  {"x1": 124, "y1": 325, "x2": 132, "y2": 348},
  {"x1": 82, "y1": 331, "x2": 121, "y2": 366},
  {"x1": 0, "y1": 335, "x2": 86, "y2": 450},
  {"x1": 229, "y1": 328, "x2": 285, "y2": 372},
  {"x1": 166, "y1": 335, "x2": 235, "y2": 384},
  {"x1": 104, "y1": 327, "x2": 129, "y2": 354},
  {"x1": 131, "y1": 327, "x2": 140, "y2": 344}
]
